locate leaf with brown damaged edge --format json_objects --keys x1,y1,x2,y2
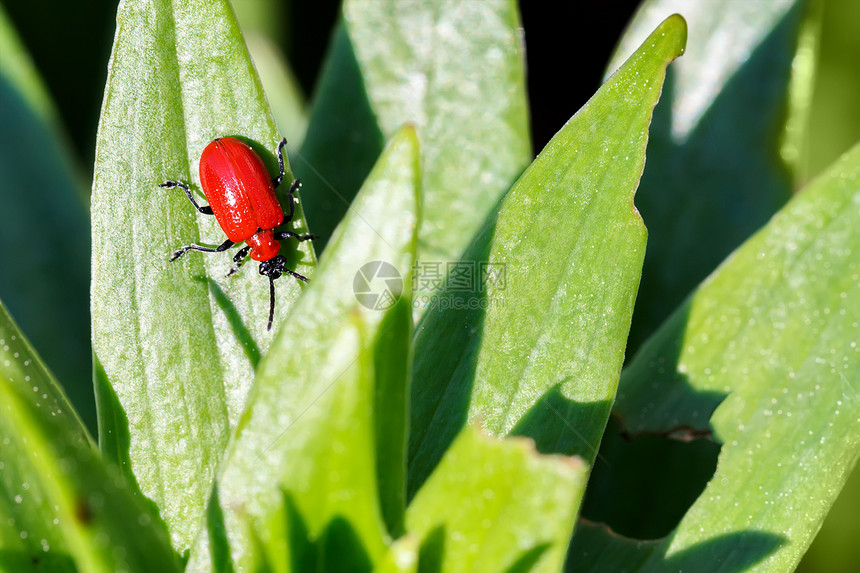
[{"x1": 582, "y1": 142, "x2": 860, "y2": 570}]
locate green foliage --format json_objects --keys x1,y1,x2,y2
[
  {"x1": 614, "y1": 0, "x2": 804, "y2": 354},
  {"x1": 0, "y1": 3, "x2": 93, "y2": 434},
  {"x1": 298, "y1": 0, "x2": 531, "y2": 273},
  {"x1": 405, "y1": 427, "x2": 587, "y2": 572},
  {"x1": 90, "y1": 0, "x2": 316, "y2": 551},
  {"x1": 408, "y1": 15, "x2": 684, "y2": 495},
  {"x1": 571, "y1": 122, "x2": 860, "y2": 573},
  {"x1": 189, "y1": 126, "x2": 421, "y2": 571},
  {"x1": 0, "y1": 303, "x2": 179, "y2": 572},
  {"x1": 1, "y1": 0, "x2": 859, "y2": 572}
]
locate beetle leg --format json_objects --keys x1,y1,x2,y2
[
  {"x1": 274, "y1": 230, "x2": 316, "y2": 243},
  {"x1": 226, "y1": 245, "x2": 252, "y2": 276},
  {"x1": 283, "y1": 268, "x2": 309, "y2": 283},
  {"x1": 271, "y1": 138, "x2": 288, "y2": 188},
  {"x1": 160, "y1": 180, "x2": 214, "y2": 215},
  {"x1": 169, "y1": 238, "x2": 234, "y2": 262},
  {"x1": 282, "y1": 179, "x2": 301, "y2": 223}
]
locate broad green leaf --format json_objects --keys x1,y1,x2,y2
[
  {"x1": 186, "y1": 127, "x2": 420, "y2": 571},
  {"x1": 408, "y1": 15, "x2": 686, "y2": 495},
  {"x1": 406, "y1": 426, "x2": 587, "y2": 572},
  {"x1": 582, "y1": 143, "x2": 860, "y2": 570},
  {"x1": 0, "y1": 301, "x2": 179, "y2": 572},
  {"x1": 298, "y1": 0, "x2": 530, "y2": 274},
  {"x1": 91, "y1": 0, "x2": 315, "y2": 551},
  {"x1": 609, "y1": 0, "x2": 806, "y2": 353},
  {"x1": 0, "y1": 4, "x2": 93, "y2": 433}
]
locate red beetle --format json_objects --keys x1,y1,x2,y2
[{"x1": 161, "y1": 137, "x2": 314, "y2": 330}]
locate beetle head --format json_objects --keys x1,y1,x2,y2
[{"x1": 258, "y1": 255, "x2": 287, "y2": 280}]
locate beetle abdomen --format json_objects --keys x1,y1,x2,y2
[{"x1": 199, "y1": 137, "x2": 284, "y2": 242}]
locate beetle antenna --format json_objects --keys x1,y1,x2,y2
[{"x1": 267, "y1": 274, "x2": 276, "y2": 331}]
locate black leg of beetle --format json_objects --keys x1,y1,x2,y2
[
  {"x1": 284, "y1": 268, "x2": 309, "y2": 283},
  {"x1": 282, "y1": 179, "x2": 301, "y2": 223},
  {"x1": 273, "y1": 230, "x2": 316, "y2": 242},
  {"x1": 160, "y1": 180, "x2": 214, "y2": 215},
  {"x1": 271, "y1": 138, "x2": 288, "y2": 188},
  {"x1": 226, "y1": 245, "x2": 252, "y2": 276},
  {"x1": 170, "y1": 238, "x2": 234, "y2": 262}
]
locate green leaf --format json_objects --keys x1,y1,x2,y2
[
  {"x1": 611, "y1": 0, "x2": 806, "y2": 353},
  {"x1": 293, "y1": 22, "x2": 384, "y2": 253},
  {"x1": 372, "y1": 537, "x2": 418, "y2": 573},
  {"x1": 90, "y1": 0, "x2": 315, "y2": 552},
  {"x1": 406, "y1": 426, "x2": 587, "y2": 572},
  {"x1": 230, "y1": 0, "x2": 286, "y2": 49},
  {"x1": 298, "y1": 0, "x2": 531, "y2": 273},
  {"x1": 0, "y1": 4, "x2": 58, "y2": 124},
  {"x1": 797, "y1": 461, "x2": 860, "y2": 572},
  {"x1": 781, "y1": 0, "x2": 820, "y2": 185},
  {"x1": 577, "y1": 416, "x2": 721, "y2": 541},
  {"x1": 802, "y1": 0, "x2": 860, "y2": 182},
  {"x1": 231, "y1": 0, "x2": 309, "y2": 147},
  {"x1": 245, "y1": 36, "x2": 309, "y2": 149},
  {"x1": 0, "y1": 301, "x2": 179, "y2": 572},
  {"x1": 408, "y1": 15, "x2": 687, "y2": 494},
  {"x1": 567, "y1": 520, "x2": 783, "y2": 572},
  {"x1": 186, "y1": 127, "x2": 420, "y2": 571},
  {"x1": 589, "y1": 143, "x2": 860, "y2": 570},
  {"x1": 0, "y1": 3, "x2": 94, "y2": 433}
]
